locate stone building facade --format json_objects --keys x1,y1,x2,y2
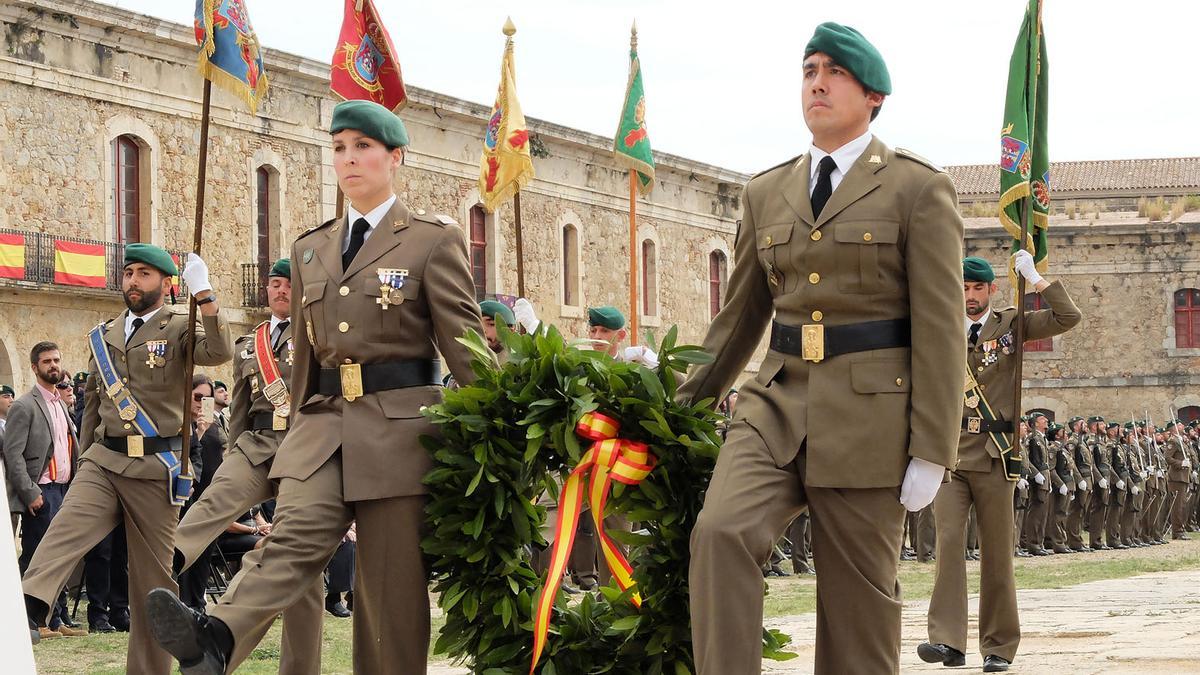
[{"x1": 1, "y1": 0, "x2": 1197, "y2": 425}]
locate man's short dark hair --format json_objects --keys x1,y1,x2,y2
[{"x1": 30, "y1": 341, "x2": 60, "y2": 365}]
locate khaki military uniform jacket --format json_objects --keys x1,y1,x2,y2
[
  {"x1": 1027, "y1": 430, "x2": 1052, "y2": 501},
  {"x1": 1166, "y1": 436, "x2": 1189, "y2": 483},
  {"x1": 228, "y1": 322, "x2": 294, "y2": 466},
  {"x1": 1088, "y1": 432, "x2": 1111, "y2": 484},
  {"x1": 679, "y1": 137, "x2": 966, "y2": 487},
  {"x1": 1069, "y1": 432, "x2": 1093, "y2": 490},
  {"x1": 271, "y1": 200, "x2": 486, "y2": 500},
  {"x1": 1108, "y1": 438, "x2": 1129, "y2": 506},
  {"x1": 81, "y1": 307, "x2": 232, "y2": 479}
]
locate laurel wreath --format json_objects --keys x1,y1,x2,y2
[{"x1": 421, "y1": 324, "x2": 794, "y2": 673}]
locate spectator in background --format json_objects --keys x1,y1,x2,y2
[
  {"x1": 213, "y1": 380, "x2": 230, "y2": 440},
  {"x1": 71, "y1": 372, "x2": 87, "y2": 432},
  {"x1": 326, "y1": 523, "x2": 356, "y2": 617},
  {"x1": 0, "y1": 383, "x2": 15, "y2": 442},
  {"x1": 178, "y1": 375, "x2": 221, "y2": 611}
]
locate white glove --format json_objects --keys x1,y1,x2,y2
[
  {"x1": 1098, "y1": 478, "x2": 1109, "y2": 489},
  {"x1": 1140, "y1": 470, "x2": 1148, "y2": 479},
  {"x1": 181, "y1": 253, "x2": 212, "y2": 295},
  {"x1": 1193, "y1": 471, "x2": 1198, "y2": 481},
  {"x1": 1158, "y1": 469, "x2": 1165, "y2": 478},
  {"x1": 1131, "y1": 485, "x2": 1140, "y2": 495},
  {"x1": 1034, "y1": 472, "x2": 1045, "y2": 485},
  {"x1": 512, "y1": 298, "x2": 541, "y2": 334},
  {"x1": 1012, "y1": 249, "x2": 1045, "y2": 286},
  {"x1": 1116, "y1": 479, "x2": 1126, "y2": 490},
  {"x1": 1016, "y1": 478, "x2": 1029, "y2": 490},
  {"x1": 1184, "y1": 458, "x2": 1192, "y2": 469},
  {"x1": 1070, "y1": 494, "x2": 1075, "y2": 501},
  {"x1": 899, "y1": 457, "x2": 944, "y2": 512},
  {"x1": 1078, "y1": 480, "x2": 1088, "y2": 490},
  {"x1": 1058, "y1": 484, "x2": 1068, "y2": 496},
  {"x1": 622, "y1": 345, "x2": 659, "y2": 370}
]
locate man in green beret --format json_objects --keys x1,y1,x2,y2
[
  {"x1": 1103, "y1": 421, "x2": 1132, "y2": 549},
  {"x1": 479, "y1": 299, "x2": 517, "y2": 355},
  {"x1": 21, "y1": 244, "x2": 231, "y2": 672},
  {"x1": 150, "y1": 99, "x2": 489, "y2": 674},
  {"x1": 680, "y1": 20, "x2": 966, "y2": 673},
  {"x1": 1164, "y1": 419, "x2": 1192, "y2": 539},
  {"x1": 1085, "y1": 416, "x2": 1114, "y2": 550},
  {"x1": 921, "y1": 254, "x2": 1079, "y2": 671},
  {"x1": 587, "y1": 306, "x2": 658, "y2": 368},
  {"x1": 1065, "y1": 415, "x2": 1096, "y2": 551}
]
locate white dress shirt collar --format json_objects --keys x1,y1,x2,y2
[
  {"x1": 806, "y1": 130, "x2": 874, "y2": 196},
  {"x1": 964, "y1": 312, "x2": 990, "y2": 338},
  {"x1": 344, "y1": 194, "x2": 398, "y2": 252},
  {"x1": 125, "y1": 305, "x2": 162, "y2": 342}
]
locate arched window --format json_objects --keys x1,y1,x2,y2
[
  {"x1": 1178, "y1": 406, "x2": 1200, "y2": 424},
  {"x1": 708, "y1": 250, "x2": 727, "y2": 319},
  {"x1": 1022, "y1": 294, "x2": 1053, "y2": 352},
  {"x1": 1174, "y1": 289, "x2": 1200, "y2": 348},
  {"x1": 562, "y1": 224, "x2": 579, "y2": 307},
  {"x1": 113, "y1": 135, "x2": 141, "y2": 243},
  {"x1": 469, "y1": 205, "x2": 488, "y2": 301},
  {"x1": 641, "y1": 239, "x2": 657, "y2": 316}
]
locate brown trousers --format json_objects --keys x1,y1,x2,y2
[
  {"x1": 210, "y1": 453, "x2": 430, "y2": 674},
  {"x1": 174, "y1": 450, "x2": 324, "y2": 675},
  {"x1": 1106, "y1": 490, "x2": 1127, "y2": 544},
  {"x1": 1120, "y1": 488, "x2": 1142, "y2": 544},
  {"x1": 1065, "y1": 488, "x2": 1090, "y2": 548},
  {"x1": 1169, "y1": 481, "x2": 1190, "y2": 536},
  {"x1": 1048, "y1": 490, "x2": 1071, "y2": 549},
  {"x1": 1087, "y1": 487, "x2": 1109, "y2": 547},
  {"x1": 1139, "y1": 486, "x2": 1160, "y2": 541},
  {"x1": 928, "y1": 461, "x2": 1020, "y2": 662},
  {"x1": 22, "y1": 459, "x2": 177, "y2": 674},
  {"x1": 1023, "y1": 487, "x2": 1049, "y2": 552},
  {"x1": 690, "y1": 425, "x2": 906, "y2": 674}
]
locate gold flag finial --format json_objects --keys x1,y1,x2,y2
[
  {"x1": 503, "y1": 17, "x2": 516, "y2": 37},
  {"x1": 631, "y1": 20, "x2": 638, "y2": 48}
]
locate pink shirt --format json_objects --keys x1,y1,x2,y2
[{"x1": 36, "y1": 384, "x2": 71, "y2": 484}]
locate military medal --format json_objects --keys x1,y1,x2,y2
[
  {"x1": 998, "y1": 332, "x2": 1014, "y2": 355},
  {"x1": 145, "y1": 340, "x2": 168, "y2": 368},
  {"x1": 376, "y1": 268, "x2": 408, "y2": 310},
  {"x1": 285, "y1": 338, "x2": 295, "y2": 366},
  {"x1": 118, "y1": 405, "x2": 138, "y2": 421}
]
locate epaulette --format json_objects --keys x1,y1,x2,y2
[
  {"x1": 750, "y1": 153, "x2": 804, "y2": 181},
  {"x1": 894, "y1": 147, "x2": 945, "y2": 173},
  {"x1": 297, "y1": 217, "x2": 338, "y2": 241},
  {"x1": 234, "y1": 332, "x2": 254, "y2": 346},
  {"x1": 412, "y1": 211, "x2": 457, "y2": 227},
  {"x1": 167, "y1": 304, "x2": 188, "y2": 316}
]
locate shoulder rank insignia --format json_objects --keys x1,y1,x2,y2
[{"x1": 894, "y1": 147, "x2": 945, "y2": 173}]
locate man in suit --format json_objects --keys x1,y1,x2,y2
[
  {"x1": 680, "y1": 23, "x2": 965, "y2": 673},
  {"x1": 3, "y1": 342, "x2": 84, "y2": 638},
  {"x1": 20, "y1": 244, "x2": 231, "y2": 673},
  {"x1": 920, "y1": 254, "x2": 1080, "y2": 671},
  {"x1": 148, "y1": 100, "x2": 488, "y2": 674},
  {"x1": 169, "y1": 258, "x2": 324, "y2": 674}
]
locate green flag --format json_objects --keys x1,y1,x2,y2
[
  {"x1": 614, "y1": 25, "x2": 655, "y2": 196},
  {"x1": 999, "y1": 0, "x2": 1049, "y2": 281}
]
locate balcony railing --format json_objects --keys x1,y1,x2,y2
[
  {"x1": 0, "y1": 227, "x2": 186, "y2": 295},
  {"x1": 241, "y1": 262, "x2": 269, "y2": 308}
]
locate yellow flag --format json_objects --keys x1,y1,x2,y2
[{"x1": 479, "y1": 18, "x2": 535, "y2": 213}]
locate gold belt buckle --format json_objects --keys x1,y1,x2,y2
[
  {"x1": 340, "y1": 363, "x2": 364, "y2": 402},
  {"x1": 272, "y1": 413, "x2": 288, "y2": 431},
  {"x1": 967, "y1": 417, "x2": 983, "y2": 434},
  {"x1": 127, "y1": 435, "x2": 145, "y2": 457},
  {"x1": 801, "y1": 324, "x2": 825, "y2": 363}
]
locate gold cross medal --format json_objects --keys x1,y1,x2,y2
[
  {"x1": 145, "y1": 340, "x2": 168, "y2": 368},
  {"x1": 285, "y1": 338, "x2": 295, "y2": 366},
  {"x1": 376, "y1": 268, "x2": 408, "y2": 310}
]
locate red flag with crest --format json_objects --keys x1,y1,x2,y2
[{"x1": 330, "y1": 0, "x2": 407, "y2": 111}]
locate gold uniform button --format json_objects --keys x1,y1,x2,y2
[
  {"x1": 811, "y1": 310, "x2": 823, "y2": 322},
  {"x1": 123, "y1": 423, "x2": 131, "y2": 430},
  {"x1": 895, "y1": 378, "x2": 904, "y2": 387},
  {"x1": 339, "y1": 286, "x2": 350, "y2": 296},
  {"x1": 810, "y1": 230, "x2": 822, "y2": 241},
  {"x1": 417, "y1": 208, "x2": 426, "y2": 215},
  {"x1": 302, "y1": 295, "x2": 307, "y2": 303},
  {"x1": 764, "y1": 235, "x2": 773, "y2": 246},
  {"x1": 977, "y1": 366, "x2": 985, "y2": 372},
  {"x1": 338, "y1": 322, "x2": 350, "y2": 333},
  {"x1": 808, "y1": 273, "x2": 820, "y2": 284},
  {"x1": 863, "y1": 232, "x2": 873, "y2": 242}
]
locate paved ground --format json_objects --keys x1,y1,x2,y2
[{"x1": 763, "y1": 569, "x2": 1200, "y2": 674}]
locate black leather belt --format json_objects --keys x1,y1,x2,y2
[
  {"x1": 961, "y1": 418, "x2": 1014, "y2": 434},
  {"x1": 102, "y1": 435, "x2": 182, "y2": 455},
  {"x1": 250, "y1": 412, "x2": 287, "y2": 432},
  {"x1": 318, "y1": 359, "x2": 441, "y2": 398},
  {"x1": 769, "y1": 318, "x2": 910, "y2": 361}
]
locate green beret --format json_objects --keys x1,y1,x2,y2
[
  {"x1": 73, "y1": 372, "x2": 88, "y2": 385},
  {"x1": 0, "y1": 384, "x2": 13, "y2": 397},
  {"x1": 1029, "y1": 412, "x2": 1047, "y2": 421},
  {"x1": 962, "y1": 257, "x2": 995, "y2": 283},
  {"x1": 331, "y1": 100, "x2": 409, "y2": 148},
  {"x1": 1087, "y1": 415, "x2": 1105, "y2": 423},
  {"x1": 1068, "y1": 416, "x2": 1084, "y2": 426},
  {"x1": 587, "y1": 306, "x2": 626, "y2": 330},
  {"x1": 214, "y1": 381, "x2": 228, "y2": 391},
  {"x1": 1123, "y1": 422, "x2": 1134, "y2": 429},
  {"x1": 804, "y1": 22, "x2": 892, "y2": 95},
  {"x1": 124, "y1": 243, "x2": 178, "y2": 276},
  {"x1": 479, "y1": 300, "x2": 515, "y2": 326},
  {"x1": 1107, "y1": 422, "x2": 1120, "y2": 430},
  {"x1": 269, "y1": 258, "x2": 291, "y2": 278}
]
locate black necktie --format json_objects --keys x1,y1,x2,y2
[
  {"x1": 968, "y1": 323, "x2": 981, "y2": 348},
  {"x1": 343, "y1": 218, "x2": 371, "y2": 271},
  {"x1": 128, "y1": 317, "x2": 144, "y2": 345},
  {"x1": 810, "y1": 156, "x2": 837, "y2": 218},
  {"x1": 273, "y1": 320, "x2": 290, "y2": 350}
]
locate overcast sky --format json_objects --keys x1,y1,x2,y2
[{"x1": 101, "y1": 0, "x2": 1198, "y2": 174}]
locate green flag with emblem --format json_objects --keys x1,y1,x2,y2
[
  {"x1": 613, "y1": 23, "x2": 655, "y2": 196},
  {"x1": 999, "y1": 0, "x2": 1049, "y2": 283}
]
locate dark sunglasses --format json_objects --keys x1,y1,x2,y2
[{"x1": 54, "y1": 382, "x2": 71, "y2": 390}]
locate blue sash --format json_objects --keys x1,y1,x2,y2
[{"x1": 87, "y1": 324, "x2": 190, "y2": 506}]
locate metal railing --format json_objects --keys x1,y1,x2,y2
[
  {"x1": 0, "y1": 227, "x2": 186, "y2": 294},
  {"x1": 241, "y1": 262, "x2": 269, "y2": 308}
]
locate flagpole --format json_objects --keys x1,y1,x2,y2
[
  {"x1": 514, "y1": 192, "x2": 526, "y2": 298},
  {"x1": 179, "y1": 79, "x2": 213, "y2": 481},
  {"x1": 628, "y1": 171, "x2": 639, "y2": 346}
]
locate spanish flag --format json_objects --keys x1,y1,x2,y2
[
  {"x1": 0, "y1": 233, "x2": 25, "y2": 279},
  {"x1": 478, "y1": 18, "x2": 535, "y2": 214},
  {"x1": 54, "y1": 241, "x2": 106, "y2": 288}
]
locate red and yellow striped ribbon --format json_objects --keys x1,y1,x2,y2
[{"x1": 529, "y1": 412, "x2": 656, "y2": 673}]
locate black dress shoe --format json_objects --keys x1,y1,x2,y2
[
  {"x1": 146, "y1": 588, "x2": 230, "y2": 675},
  {"x1": 1094, "y1": 544, "x2": 1111, "y2": 550},
  {"x1": 1032, "y1": 549, "x2": 1050, "y2": 556},
  {"x1": 1112, "y1": 543, "x2": 1128, "y2": 550},
  {"x1": 110, "y1": 609, "x2": 131, "y2": 632},
  {"x1": 1015, "y1": 549, "x2": 1032, "y2": 558},
  {"x1": 983, "y1": 654, "x2": 1011, "y2": 671},
  {"x1": 917, "y1": 642, "x2": 966, "y2": 667},
  {"x1": 325, "y1": 599, "x2": 352, "y2": 618},
  {"x1": 89, "y1": 618, "x2": 117, "y2": 634}
]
